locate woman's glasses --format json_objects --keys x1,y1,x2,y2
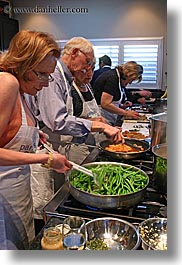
[{"x1": 33, "y1": 70, "x2": 54, "y2": 82}]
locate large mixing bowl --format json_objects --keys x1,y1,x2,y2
[
  {"x1": 86, "y1": 217, "x2": 140, "y2": 250},
  {"x1": 139, "y1": 217, "x2": 167, "y2": 250}
]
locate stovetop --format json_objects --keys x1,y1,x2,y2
[{"x1": 44, "y1": 148, "x2": 167, "y2": 225}]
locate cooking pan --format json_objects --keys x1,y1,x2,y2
[
  {"x1": 99, "y1": 138, "x2": 150, "y2": 160},
  {"x1": 67, "y1": 162, "x2": 149, "y2": 209}
]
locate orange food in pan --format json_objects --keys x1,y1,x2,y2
[
  {"x1": 105, "y1": 143, "x2": 144, "y2": 153},
  {"x1": 123, "y1": 130, "x2": 148, "y2": 140}
]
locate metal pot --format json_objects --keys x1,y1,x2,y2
[
  {"x1": 152, "y1": 98, "x2": 167, "y2": 114},
  {"x1": 68, "y1": 162, "x2": 149, "y2": 209},
  {"x1": 99, "y1": 138, "x2": 150, "y2": 160},
  {"x1": 150, "y1": 112, "x2": 167, "y2": 147},
  {"x1": 152, "y1": 143, "x2": 167, "y2": 194}
]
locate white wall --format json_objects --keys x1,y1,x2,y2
[
  {"x1": 11, "y1": 0, "x2": 167, "y2": 89},
  {"x1": 11, "y1": 0, "x2": 166, "y2": 40}
]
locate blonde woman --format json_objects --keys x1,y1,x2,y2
[
  {"x1": 0, "y1": 30, "x2": 72, "y2": 249},
  {"x1": 93, "y1": 61, "x2": 144, "y2": 125}
]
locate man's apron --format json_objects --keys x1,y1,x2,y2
[
  {"x1": 0, "y1": 94, "x2": 39, "y2": 249},
  {"x1": 59, "y1": 82, "x2": 103, "y2": 164}
]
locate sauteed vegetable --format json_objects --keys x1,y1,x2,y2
[
  {"x1": 155, "y1": 157, "x2": 167, "y2": 174},
  {"x1": 86, "y1": 238, "x2": 109, "y2": 250},
  {"x1": 69, "y1": 164, "x2": 148, "y2": 195}
]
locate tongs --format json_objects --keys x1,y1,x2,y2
[
  {"x1": 39, "y1": 139, "x2": 101, "y2": 187},
  {"x1": 123, "y1": 141, "x2": 142, "y2": 151}
]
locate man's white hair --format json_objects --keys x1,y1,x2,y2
[{"x1": 62, "y1": 37, "x2": 94, "y2": 56}]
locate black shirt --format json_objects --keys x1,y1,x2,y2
[
  {"x1": 90, "y1": 66, "x2": 111, "y2": 87},
  {"x1": 71, "y1": 85, "x2": 94, "y2": 117},
  {"x1": 92, "y1": 69, "x2": 122, "y2": 105}
]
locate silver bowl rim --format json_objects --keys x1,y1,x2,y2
[
  {"x1": 139, "y1": 217, "x2": 167, "y2": 227},
  {"x1": 86, "y1": 217, "x2": 141, "y2": 250},
  {"x1": 138, "y1": 217, "x2": 167, "y2": 250}
]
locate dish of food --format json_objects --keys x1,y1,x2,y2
[
  {"x1": 69, "y1": 163, "x2": 148, "y2": 195},
  {"x1": 139, "y1": 218, "x2": 167, "y2": 250},
  {"x1": 105, "y1": 142, "x2": 144, "y2": 153},
  {"x1": 123, "y1": 130, "x2": 149, "y2": 140},
  {"x1": 145, "y1": 97, "x2": 156, "y2": 103},
  {"x1": 68, "y1": 162, "x2": 149, "y2": 208}
]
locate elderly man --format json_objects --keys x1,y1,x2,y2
[{"x1": 28, "y1": 37, "x2": 123, "y2": 153}]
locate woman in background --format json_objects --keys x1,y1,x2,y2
[{"x1": 93, "y1": 61, "x2": 144, "y2": 125}]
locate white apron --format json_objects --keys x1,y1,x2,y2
[
  {"x1": 30, "y1": 148, "x2": 55, "y2": 220},
  {"x1": 0, "y1": 94, "x2": 39, "y2": 250},
  {"x1": 100, "y1": 68, "x2": 125, "y2": 126},
  {"x1": 59, "y1": 82, "x2": 105, "y2": 164}
]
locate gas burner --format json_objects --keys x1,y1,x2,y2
[
  {"x1": 43, "y1": 147, "x2": 167, "y2": 238},
  {"x1": 134, "y1": 163, "x2": 153, "y2": 173}
]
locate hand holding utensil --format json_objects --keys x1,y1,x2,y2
[
  {"x1": 68, "y1": 161, "x2": 101, "y2": 187},
  {"x1": 39, "y1": 139, "x2": 101, "y2": 187}
]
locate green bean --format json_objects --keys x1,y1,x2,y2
[
  {"x1": 86, "y1": 238, "x2": 110, "y2": 250},
  {"x1": 70, "y1": 164, "x2": 148, "y2": 195}
]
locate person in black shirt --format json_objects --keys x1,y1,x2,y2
[{"x1": 92, "y1": 61, "x2": 144, "y2": 125}]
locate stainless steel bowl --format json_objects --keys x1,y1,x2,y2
[
  {"x1": 85, "y1": 217, "x2": 140, "y2": 250},
  {"x1": 139, "y1": 218, "x2": 167, "y2": 250}
]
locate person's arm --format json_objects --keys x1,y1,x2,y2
[
  {"x1": 0, "y1": 73, "x2": 20, "y2": 135},
  {"x1": 125, "y1": 90, "x2": 141, "y2": 103},
  {"x1": 137, "y1": 90, "x2": 152, "y2": 97},
  {"x1": 101, "y1": 92, "x2": 139, "y2": 119},
  {"x1": 137, "y1": 97, "x2": 147, "y2": 105},
  {"x1": 90, "y1": 120, "x2": 124, "y2": 143},
  {"x1": 126, "y1": 90, "x2": 152, "y2": 104},
  {"x1": 0, "y1": 148, "x2": 72, "y2": 173},
  {"x1": 87, "y1": 116, "x2": 107, "y2": 123}
]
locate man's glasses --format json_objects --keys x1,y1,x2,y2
[
  {"x1": 78, "y1": 49, "x2": 95, "y2": 69},
  {"x1": 33, "y1": 70, "x2": 54, "y2": 82},
  {"x1": 79, "y1": 67, "x2": 95, "y2": 74}
]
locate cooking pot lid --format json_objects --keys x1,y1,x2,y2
[
  {"x1": 150, "y1": 112, "x2": 167, "y2": 122},
  {"x1": 152, "y1": 143, "x2": 167, "y2": 159}
]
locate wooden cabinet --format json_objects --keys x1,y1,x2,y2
[{"x1": 0, "y1": 15, "x2": 19, "y2": 51}]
